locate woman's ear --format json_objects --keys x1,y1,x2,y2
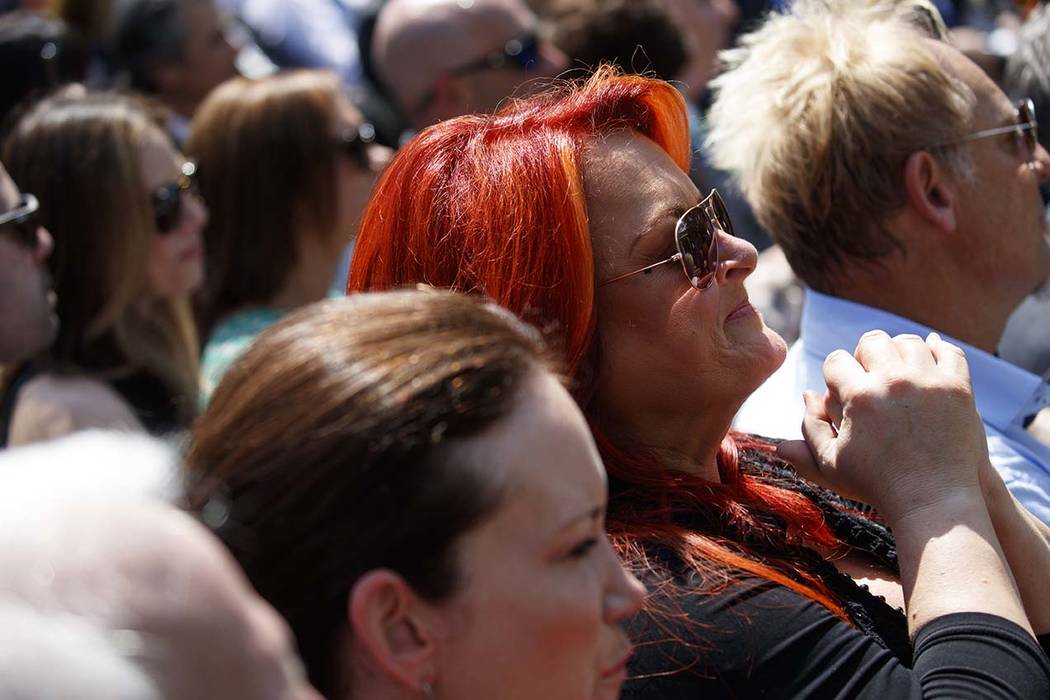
[
  {"x1": 902, "y1": 150, "x2": 958, "y2": 233},
  {"x1": 346, "y1": 570, "x2": 439, "y2": 694}
]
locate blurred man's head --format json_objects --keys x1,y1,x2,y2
[
  {"x1": 372, "y1": 0, "x2": 568, "y2": 130},
  {"x1": 111, "y1": 0, "x2": 240, "y2": 118},
  {"x1": 707, "y1": 0, "x2": 1050, "y2": 351},
  {"x1": 0, "y1": 11, "x2": 88, "y2": 132},
  {"x1": 0, "y1": 432, "x2": 321, "y2": 700},
  {"x1": 0, "y1": 161, "x2": 55, "y2": 364},
  {"x1": 1004, "y1": 3, "x2": 1050, "y2": 204}
]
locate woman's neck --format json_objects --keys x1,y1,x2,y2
[
  {"x1": 595, "y1": 401, "x2": 735, "y2": 483},
  {"x1": 268, "y1": 233, "x2": 343, "y2": 312}
]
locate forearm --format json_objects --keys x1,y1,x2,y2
[
  {"x1": 890, "y1": 489, "x2": 1032, "y2": 640},
  {"x1": 983, "y1": 469, "x2": 1050, "y2": 633}
]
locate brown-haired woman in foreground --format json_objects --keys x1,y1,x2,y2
[
  {"x1": 186, "y1": 69, "x2": 389, "y2": 403},
  {"x1": 186, "y1": 289, "x2": 645, "y2": 699},
  {"x1": 347, "y1": 66, "x2": 1050, "y2": 696},
  {"x1": 1, "y1": 87, "x2": 203, "y2": 444}
]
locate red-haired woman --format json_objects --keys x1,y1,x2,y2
[{"x1": 348, "y1": 67, "x2": 1050, "y2": 697}]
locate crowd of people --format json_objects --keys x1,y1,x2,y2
[{"x1": 2, "y1": 0, "x2": 1050, "y2": 697}]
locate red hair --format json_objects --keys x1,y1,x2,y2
[{"x1": 349, "y1": 67, "x2": 848, "y2": 619}]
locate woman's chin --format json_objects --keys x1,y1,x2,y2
[{"x1": 741, "y1": 324, "x2": 788, "y2": 394}]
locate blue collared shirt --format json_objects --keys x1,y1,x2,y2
[{"x1": 734, "y1": 289, "x2": 1050, "y2": 524}]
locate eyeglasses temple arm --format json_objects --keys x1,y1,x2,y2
[{"x1": 599, "y1": 253, "x2": 681, "y2": 287}]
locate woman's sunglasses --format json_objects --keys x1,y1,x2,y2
[
  {"x1": 600, "y1": 189, "x2": 731, "y2": 290},
  {"x1": 0, "y1": 193, "x2": 42, "y2": 249},
  {"x1": 153, "y1": 161, "x2": 198, "y2": 235},
  {"x1": 334, "y1": 123, "x2": 377, "y2": 171}
]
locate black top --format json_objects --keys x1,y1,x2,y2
[
  {"x1": 624, "y1": 573, "x2": 1050, "y2": 699},
  {"x1": 619, "y1": 445, "x2": 1050, "y2": 699}
]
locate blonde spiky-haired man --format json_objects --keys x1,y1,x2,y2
[{"x1": 709, "y1": 0, "x2": 1050, "y2": 524}]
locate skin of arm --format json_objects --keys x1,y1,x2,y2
[
  {"x1": 779, "y1": 330, "x2": 1034, "y2": 639},
  {"x1": 980, "y1": 462, "x2": 1050, "y2": 633},
  {"x1": 9, "y1": 374, "x2": 143, "y2": 446}
]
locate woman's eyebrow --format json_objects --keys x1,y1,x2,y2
[
  {"x1": 554, "y1": 505, "x2": 604, "y2": 533},
  {"x1": 629, "y1": 204, "x2": 681, "y2": 256}
]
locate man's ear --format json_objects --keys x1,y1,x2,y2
[
  {"x1": 902, "y1": 150, "x2": 958, "y2": 233},
  {"x1": 346, "y1": 569, "x2": 439, "y2": 694}
]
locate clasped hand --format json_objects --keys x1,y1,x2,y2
[{"x1": 778, "y1": 330, "x2": 991, "y2": 522}]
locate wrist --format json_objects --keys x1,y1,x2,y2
[{"x1": 880, "y1": 485, "x2": 988, "y2": 530}]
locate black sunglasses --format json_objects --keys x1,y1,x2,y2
[
  {"x1": 0, "y1": 193, "x2": 42, "y2": 249},
  {"x1": 412, "y1": 33, "x2": 542, "y2": 115},
  {"x1": 600, "y1": 189, "x2": 730, "y2": 290},
  {"x1": 153, "y1": 161, "x2": 198, "y2": 235},
  {"x1": 334, "y1": 122, "x2": 377, "y2": 171},
  {"x1": 453, "y1": 32, "x2": 541, "y2": 76}
]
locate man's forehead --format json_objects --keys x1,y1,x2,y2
[
  {"x1": 397, "y1": 0, "x2": 532, "y2": 59},
  {"x1": 926, "y1": 38, "x2": 1012, "y2": 120}
]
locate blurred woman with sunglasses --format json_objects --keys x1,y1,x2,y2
[
  {"x1": 185, "y1": 70, "x2": 389, "y2": 404},
  {"x1": 186, "y1": 288, "x2": 645, "y2": 699},
  {"x1": 348, "y1": 66, "x2": 1050, "y2": 697},
  {"x1": 1, "y1": 86, "x2": 203, "y2": 445}
]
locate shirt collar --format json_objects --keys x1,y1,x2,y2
[{"x1": 801, "y1": 289, "x2": 1049, "y2": 430}]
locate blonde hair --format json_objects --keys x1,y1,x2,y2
[
  {"x1": 3, "y1": 87, "x2": 199, "y2": 425},
  {"x1": 706, "y1": 0, "x2": 976, "y2": 291}
]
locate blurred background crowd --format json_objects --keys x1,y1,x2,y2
[{"x1": 2, "y1": 0, "x2": 1050, "y2": 697}]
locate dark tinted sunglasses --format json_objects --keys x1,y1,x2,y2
[
  {"x1": 334, "y1": 122, "x2": 377, "y2": 171},
  {"x1": 412, "y1": 33, "x2": 542, "y2": 115},
  {"x1": 453, "y1": 32, "x2": 541, "y2": 75},
  {"x1": 601, "y1": 189, "x2": 730, "y2": 290},
  {"x1": 0, "y1": 193, "x2": 42, "y2": 249},
  {"x1": 153, "y1": 161, "x2": 198, "y2": 235}
]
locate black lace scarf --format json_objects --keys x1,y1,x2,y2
[{"x1": 737, "y1": 443, "x2": 912, "y2": 662}]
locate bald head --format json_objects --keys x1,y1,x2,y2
[
  {"x1": 372, "y1": 0, "x2": 566, "y2": 127},
  {"x1": 0, "y1": 433, "x2": 320, "y2": 700}
]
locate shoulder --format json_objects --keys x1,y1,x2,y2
[
  {"x1": 8, "y1": 374, "x2": 142, "y2": 446},
  {"x1": 201, "y1": 310, "x2": 280, "y2": 379},
  {"x1": 623, "y1": 568, "x2": 903, "y2": 700}
]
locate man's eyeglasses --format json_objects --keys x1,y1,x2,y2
[
  {"x1": 0, "y1": 193, "x2": 42, "y2": 249},
  {"x1": 600, "y1": 189, "x2": 731, "y2": 291},
  {"x1": 933, "y1": 98, "x2": 1039, "y2": 156},
  {"x1": 153, "y1": 161, "x2": 198, "y2": 235},
  {"x1": 452, "y1": 32, "x2": 541, "y2": 76},
  {"x1": 413, "y1": 32, "x2": 542, "y2": 115}
]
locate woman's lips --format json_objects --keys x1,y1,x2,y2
[{"x1": 725, "y1": 299, "x2": 758, "y2": 324}]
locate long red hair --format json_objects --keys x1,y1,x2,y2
[{"x1": 349, "y1": 67, "x2": 847, "y2": 618}]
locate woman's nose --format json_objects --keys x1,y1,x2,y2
[
  {"x1": 715, "y1": 229, "x2": 758, "y2": 286},
  {"x1": 603, "y1": 541, "x2": 646, "y2": 623},
  {"x1": 185, "y1": 191, "x2": 209, "y2": 229}
]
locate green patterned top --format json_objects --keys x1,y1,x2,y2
[{"x1": 200, "y1": 307, "x2": 283, "y2": 407}]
